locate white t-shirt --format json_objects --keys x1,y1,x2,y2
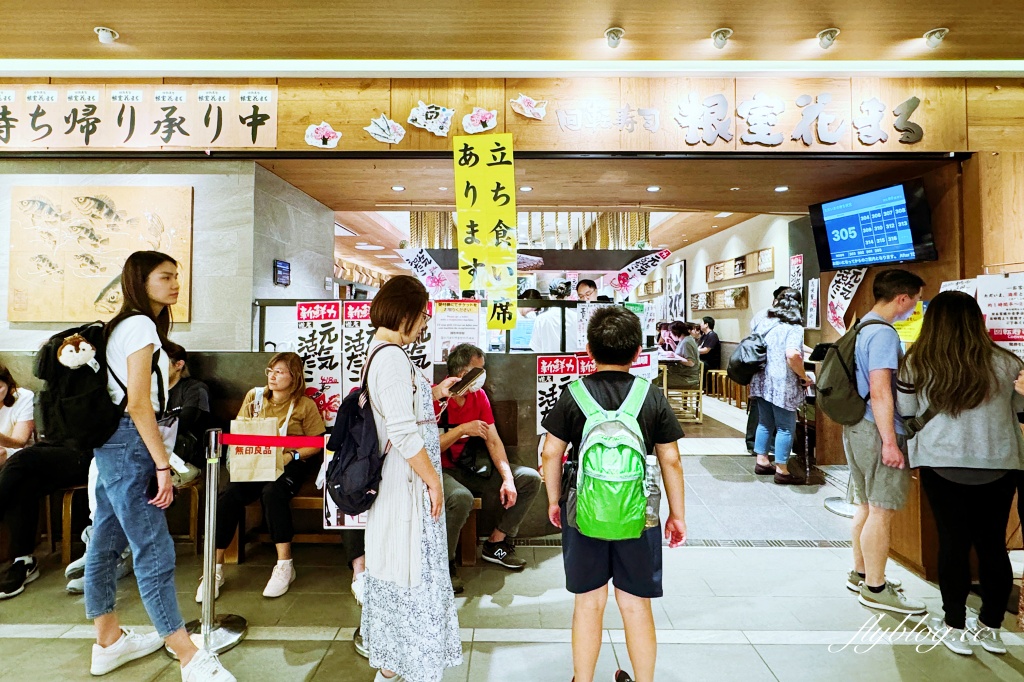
[
  {"x1": 105, "y1": 315, "x2": 169, "y2": 414},
  {"x1": 529, "y1": 307, "x2": 580, "y2": 353},
  {"x1": 0, "y1": 387, "x2": 35, "y2": 455}
]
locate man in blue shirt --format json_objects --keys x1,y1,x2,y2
[{"x1": 842, "y1": 269, "x2": 926, "y2": 615}]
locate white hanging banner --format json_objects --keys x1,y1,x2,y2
[
  {"x1": 939, "y1": 279, "x2": 978, "y2": 297},
  {"x1": 397, "y1": 248, "x2": 456, "y2": 299},
  {"x1": 608, "y1": 249, "x2": 672, "y2": 297},
  {"x1": 806, "y1": 278, "x2": 821, "y2": 329},
  {"x1": 296, "y1": 301, "x2": 343, "y2": 427},
  {"x1": 826, "y1": 268, "x2": 868, "y2": 334}
]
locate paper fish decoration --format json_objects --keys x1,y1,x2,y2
[
  {"x1": 304, "y1": 121, "x2": 341, "y2": 148},
  {"x1": 407, "y1": 101, "x2": 455, "y2": 137},
  {"x1": 364, "y1": 114, "x2": 406, "y2": 144},
  {"x1": 509, "y1": 93, "x2": 548, "y2": 121},
  {"x1": 461, "y1": 106, "x2": 498, "y2": 134}
]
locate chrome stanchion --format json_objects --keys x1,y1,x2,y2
[{"x1": 167, "y1": 428, "x2": 247, "y2": 658}]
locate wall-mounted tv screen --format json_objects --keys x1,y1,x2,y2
[{"x1": 810, "y1": 180, "x2": 936, "y2": 272}]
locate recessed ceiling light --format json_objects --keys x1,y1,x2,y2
[
  {"x1": 391, "y1": 185, "x2": 405, "y2": 192},
  {"x1": 924, "y1": 28, "x2": 949, "y2": 49},
  {"x1": 774, "y1": 185, "x2": 790, "y2": 192},
  {"x1": 355, "y1": 245, "x2": 386, "y2": 251},
  {"x1": 712, "y1": 225, "x2": 719, "y2": 228},
  {"x1": 657, "y1": 244, "x2": 670, "y2": 248},
  {"x1": 646, "y1": 186, "x2": 661, "y2": 192},
  {"x1": 711, "y1": 28, "x2": 733, "y2": 50},
  {"x1": 715, "y1": 212, "x2": 733, "y2": 218},
  {"x1": 520, "y1": 186, "x2": 533, "y2": 192},
  {"x1": 605, "y1": 27, "x2": 625, "y2": 49},
  {"x1": 356, "y1": 242, "x2": 367, "y2": 246},
  {"x1": 730, "y1": 187, "x2": 741, "y2": 191},
  {"x1": 817, "y1": 28, "x2": 840, "y2": 50},
  {"x1": 94, "y1": 27, "x2": 119, "y2": 44},
  {"x1": 334, "y1": 223, "x2": 357, "y2": 237},
  {"x1": 438, "y1": 186, "x2": 448, "y2": 191},
  {"x1": 375, "y1": 255, "x2": 400, "y2": 259}
]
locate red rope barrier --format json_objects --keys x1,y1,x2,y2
[{"x1": 219, "y1": 434, "x2": 326, "y2": 448}]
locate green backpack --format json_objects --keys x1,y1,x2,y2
[{"x1": 567, "y1": 377, "x2": 650, "y2": 541}]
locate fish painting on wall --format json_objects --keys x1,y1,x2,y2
[{"x1": 7, "y1": 186, "x2": 193, "y2": 322}]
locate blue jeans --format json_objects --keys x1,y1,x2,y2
[
  {"x1": 85, "y1": 417, "x2": 184, "y2": 638},
  {"x1": 754, "y1": 402, "x2": 797, "y2": 466}
]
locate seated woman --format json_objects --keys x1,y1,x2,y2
[
  {"x1": 199, "y1": 352, "x2": 325, "y2": 602},
  {"x1": 664, "y1": 322, "x2": 701, "y2": 389},
  {"x1": 0, "y1": 363, "x2": 34, "y2": 464}
]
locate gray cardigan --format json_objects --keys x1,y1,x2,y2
[{"x1": 896, "y1": 350, "x2": 1024, "y2": 471}]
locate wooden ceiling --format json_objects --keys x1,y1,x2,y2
[
  {"x1": 259, "y1": 156, "x2": 955, "y2": 213},
  {"x1": 2, "y1": 1, "x2": 1023, "y2": 62}
]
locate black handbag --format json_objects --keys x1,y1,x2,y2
[
  {"x1": 439, "y1": 410, "x2": 494, "y2": 480},
  {"x1": 727, "y1": 332, "x2": 768, "y2": 385}
]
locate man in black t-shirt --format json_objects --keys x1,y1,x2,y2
[
  {"x1": 541, "y1": 306, "x2": 686, "y2": 682},
  {"x1": 698, "y1": 316, "x2": 721, "y2": 393}
]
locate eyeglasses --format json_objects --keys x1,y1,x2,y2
[
  {"x1": 265, "y1": 368, "x2": 291, "y2": 378},
  {"x1": 420, "y1": 310, "x2": 432, "y2": 324}
]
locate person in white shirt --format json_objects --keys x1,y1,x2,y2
[
  {"x1": 0, "y1": 364, "x2": 34, "y2": 462},
  {"x1": 84, "y1": 251, "x2": 235, "y2": 682},
  {"x1": 530, "y1": 278, "x2": 580, "y2": 353}
]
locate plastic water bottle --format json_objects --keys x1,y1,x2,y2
[{"x1": 644, "y1": 455, "x2": 662, "y2": 528}]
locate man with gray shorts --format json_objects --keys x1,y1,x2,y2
[{"x1": 843, "y1": 269, "x2": 927, "y2": 615}]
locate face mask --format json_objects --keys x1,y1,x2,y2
[{"x1": 468, "y1": 370, "x2": 486, "y2": 392}]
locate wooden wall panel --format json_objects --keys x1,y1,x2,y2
[
  {"x1": 503, "y1": 78, "x2": 621, "y2": 151},
  {"x1": 390, "y1": 78, "x2": 505, "y2": 152},
  {"x1": 851, "y1": 78, "x2": 967, "y2": 152},
  {"x1": 967, "y1": 79, "x2": 1024, "y2": 151},
  {"x1": 734, "y1": 78, "x2": 853, "y2": 152},
  {"x1": 961, "y1": 151, "x2": 1024, "y2": 276},
  {"x1": 618, "y1": 78, "x2": 736, "y2": 151},
  {"x1": 276, "y1": 78, "x2": 391, "y2": 151}
]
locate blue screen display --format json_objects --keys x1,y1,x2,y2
[{"x1": 820, "y1": 185, "x2": 915, "y2": 269}]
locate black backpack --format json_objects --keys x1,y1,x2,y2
[
  {"x1": 325, "y1": 343, "x2": 409, "y2": 515},
  {"x1": 34, "y1": 316, "x2": 161, "y2": 451}
]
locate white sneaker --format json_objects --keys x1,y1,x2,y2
[
  {"x1": 68, "y1": 553, "x2": 133, "y2": 595},
  {"x1": 262, "y1": 562, "x2": 295, "y2": 598},
  {"x1": 966, "y1": 616, "x2": 1006, "y2": 654},
  {"x1": 926, "y1": 616, "x2": 973, "y2": 656},
  {"x1": 181, "y1": 648, "x2": 236, "y2": 682},
  {"x1": 351, "y1": 571, "x2": 365, "y2": 607},
  {"x1": 66, "y1": 526, "x2": 94, "y2": 580},
  {"x1": 195, "y1": 567, "x2": 224, "y2": 603},
  {"x1": 90, "y1": 628, "x2": 164, "y2": 675}
]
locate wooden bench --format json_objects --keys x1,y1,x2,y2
[{"x1": 458, "y1": 497, "x2": 483, "y2": 567}]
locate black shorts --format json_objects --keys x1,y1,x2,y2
[{"x1": 560, "y1": 505, "x2": 663, "y2": 598}]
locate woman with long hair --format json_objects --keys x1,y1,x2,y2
[
  {"x1": 200, "y1": 351, "x2": 325, "y2": 601},
  {"x1": 749, "y1": 289, "x2": 812, "y2": 484},
  {"x1": 361, "y1": 275, "x2": 462, "y2": 682},
  {"x1": 86, "y1": 251, "x2": 234, "y2": 680},
  {"x1": 897, "y1": 291, "x2": 1024, "y2": 656}
]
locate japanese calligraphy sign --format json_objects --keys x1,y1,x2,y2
[
  {"x1": 826, "y1": 268, "x2": 868, "y2": 334},
  {"x1": 790, "y1": 254, "x2": 804, "y2": 291},
  {"x1": 397, "y1": 247, "x2": 456, "y2": 299},
  {"x1": 452, "y1": 132, "x2": 518, "y2": 330},
  {"x1": 0, "y1": 84, "x2": 277, "y2": 150},
  {"x1": 940, "y1": 279, "x2": 978, "y2": 297},
  {"x1": 536, "y1": 355, "x2": 579, "y2": 435},
  {"x1": 977, "y1": 274, "x2": 1024, "y2": 360},
  {"x1": 403, "y1": 301, "x2": 435, "y2": 371},
  {"x1": 434, "y1": 300, "x2": 483, "y2": 363},
  {"x1": 806, "y1": 278, "x2": 821, "y2": 330},
  {"x1": 608, "y1": 249, "x2": 672, "y2": 297},
  {"x1": 342, "y1": 301, "x2": 376, "y2": 398},
  {"x1": 296, "y1": 301, "x2": 343, "y2": 427},
  {"x1": 577, "y1": 303, "x2": 615, "y2": 349}
]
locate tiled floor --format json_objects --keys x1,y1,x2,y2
[{"x1": 2, "y1": 398, "x2": 1021, "y2": 680}]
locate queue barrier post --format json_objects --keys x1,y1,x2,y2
[{"x1": 166, "y1": 428, "x2": 247, "y2": 658}]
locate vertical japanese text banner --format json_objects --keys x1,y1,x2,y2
[
  {"x1": 341, "y1": 301, "x2": 376, "y2": 398},
  {"x1": 296, "y1": 302, "x2": 343, "y2": 427},
  {"x1": 536, "y1": 355, "x2": 579, "y2": 435},
  {"x1": 453, "y1": 132, "x2": 518, "y2": 330}
]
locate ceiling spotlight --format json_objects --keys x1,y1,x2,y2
[
  {"x1": 775, "y1": 185, "x2": 790, "y2": 193},
  {"x1": 438, "y1": 186, "x2": 448, "y2": 191},
  {"x1": 355, "y1": 244, "x2": 386, "y2": 251},
  {"x1": 94, "y1": 27, "x2": 120, "y2": 44},
  {"x1": 646, "y1": 186, "x2": 661, "y2": 192},
  {"x1": 817, "y1": 28, "x2": 840, "y2": 50},
  {"x1": 520, "y1": 186, "x2": 533, "y2": 192},
  {"x1": 605, "y1": 27, "x2": 625, "y2": 49},
  {"x1": 711, "y1": 28, "x2": 733, "y2": 50},
  {"x1": 715, "y1": 212, "x2": 733, "y2": 218},
  {"x1": 730, "y1": 187, "x2": 741, "y2": 191},
  {"x1": 924, "y1": 28, "x2": 949, "y2": 49},
  {"x1": 391, "y1": 185, "x2": 405, "y2": 191}
]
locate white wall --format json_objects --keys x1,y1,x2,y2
[{"x1": 669, "y1": 215, "x2": 792, "y2": 343}]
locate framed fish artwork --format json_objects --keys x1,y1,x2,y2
[{"x1": 8, "y1": 186, "x2": 193, "y2": 322}]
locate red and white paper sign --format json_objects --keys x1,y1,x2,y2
[
  {"x1": 296, "y1": 301, "x2": 342, "y2": 427},
  {"x1": 977, "y1": 274, "x2": 1024, "y2": 360},
  {"x1": 342, "y1": 301, "x2": 375, "y2": 398},
  {"x1": 608, "y1": 250, "x2": 672, "y2": 297},
  {"x1": 826, "y1": 268, "x2": 868, "y2": 334},
  {"x1": 536, "y1": 355, "x2": 579, "y2": 435}
]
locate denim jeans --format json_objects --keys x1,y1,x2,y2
[
  {"x1": 85, "y1": 416, "x2": 184, "y2": 638},
  {"x1": 753, "y1": 402, "x2": 797, "y2": 465}
]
